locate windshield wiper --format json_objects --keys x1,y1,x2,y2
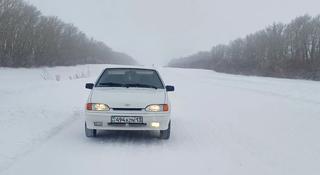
[
  {"x1": 124, "y1": 83, "x2": 158, "y2": 89},
  {"x1": 99, "y1": 82, "x2": 158, "y2": 89},
  {"x1": 99, "y1": 82, "x2": 125, "y2": 87}
]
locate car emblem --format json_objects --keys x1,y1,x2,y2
[{"x1": 124, "y1": 104, "x2": 130, "y2": 107}]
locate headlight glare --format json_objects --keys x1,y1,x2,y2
[
  {"x1": 146, "y1": 105, "x2": 161, "y2": 112},
  {"x1": 94, "y1": 103, "x2": 108, "y2": 111}
]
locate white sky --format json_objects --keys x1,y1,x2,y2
[{"x1": 27, "y1": 0, "x2": 320, "y2": 65}]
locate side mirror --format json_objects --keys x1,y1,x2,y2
[
  {"x1": 166, "y1": 85, "x2": 175, "y2": 92},
  {"x1": 85, "y1": 83, "x2": 94, "y2": 89}
]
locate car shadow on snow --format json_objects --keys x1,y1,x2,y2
[{"x1": 87, "y1": 130, "x2": 164, "y2": 144}]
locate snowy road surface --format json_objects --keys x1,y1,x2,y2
[{"x1": 1, "y1": 65, "x2": 320, "y2": 175}]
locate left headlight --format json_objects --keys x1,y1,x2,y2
[
  {"x1": 145, "y1": 104, "x2": 169, "y2": 112},
  {"x1": 86, "y1": 103, "x2": 110, "y2": 111}
]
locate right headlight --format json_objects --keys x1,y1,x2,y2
[
  {"x1": 86, "y1": 103, "x2": 110, "y2": 111},
  {"x1": 145, "y1": 104, "x2": 169, "y2": 112}
]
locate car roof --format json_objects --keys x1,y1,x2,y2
[{"x1": 103, "y1": 65, "x2": 159, "y2": 71}]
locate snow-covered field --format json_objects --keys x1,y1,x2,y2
[{"x1": 1, "y1": 65, "x2": 320, "y2": 175}]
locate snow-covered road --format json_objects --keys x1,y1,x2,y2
[{"x1": 1, "y1": 65, "x2": 320, "y2": 175}]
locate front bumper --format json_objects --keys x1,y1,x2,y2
[{"x1": 85, "y1": 110, "x2": 170, "y2": 130}]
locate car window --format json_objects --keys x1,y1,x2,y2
[{"x1": 96, "y1": 68, "x2": 164, "y2": 89}]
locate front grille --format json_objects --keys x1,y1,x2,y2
[{"x1": 112, "y1": 108, "x2": 143, "y2": 111}]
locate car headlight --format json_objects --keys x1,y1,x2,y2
[
  {"x1": 86, "y1": 103, "x2": 110, "y2": 111},
  {"x1": 145, "y1": 104, "x2": 169, "y2": 112}
]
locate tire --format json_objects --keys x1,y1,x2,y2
[
  {"x1": 85, "y1": 123, "x2": 97, "y2": 137},
  {"x1": 160, "y1": 121, "x2": 171, "y2": 139}
]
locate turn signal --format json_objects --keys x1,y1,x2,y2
[
  {"x1": 163, "y1": 104, "x2": 169, "y2": 112},
  {"x1": 86, "y1": 103, "x2": 93, "y2": 110}
]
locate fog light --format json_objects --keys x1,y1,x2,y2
[
  {"x1": 94, "y1": 122, "x2": 103, "y2": 126},
  {"x1": 151, "y1": 122, "x2": 160, "y2": 128}
]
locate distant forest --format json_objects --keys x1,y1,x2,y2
[
  {"x1": 169, "y1": 15, "x2": 320, "y2": 80},
  {"x1": 0, "y1": 0, "x2": 136, "y2": 67}
]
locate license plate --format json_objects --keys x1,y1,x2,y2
[{"x1": 111, "y1": 116, "x2": 143, "y2": 124}]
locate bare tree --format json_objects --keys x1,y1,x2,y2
[
  {"x1": 0, "y1": 0, "x2": 136, "y2": 67},
  {"x1": 169, "y1": 14, "x2": 320, "y2": 80}
]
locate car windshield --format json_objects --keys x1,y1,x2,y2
[{"x1": 96, "y1": 68, "x2": 164, "y2": 89}]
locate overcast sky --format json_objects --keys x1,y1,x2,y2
[{"x1": 27, "y1": 0, "x2": 320, "y2": 65}]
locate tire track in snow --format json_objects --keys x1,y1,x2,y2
[
  {"x1": 204, "y1": 79, "x2": 320, "y2": 105},
  {"x1": 169, "y1": 69, "x2": 320, "y2": 105},
  {"x1": 0, "y1": 110, "x2": 82, "y2": 173}
]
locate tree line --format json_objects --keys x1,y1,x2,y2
[
  {"x1": 168, "y1": 15, "x2": 320, "y2": 80},
  {"x1": 0, "y1": 0, "x2": 136, "y2": 67}
]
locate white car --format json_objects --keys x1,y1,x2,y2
[{"x1": 85, "y1": 67, "x2": 174, "y2": 139}]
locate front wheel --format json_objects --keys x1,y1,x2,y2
[
  {"x1": 85, "y1": 123, "x2": 97, "y2": 137},
  {"x1": 160, "y1": 121, "x2": 171, "y2": 139}
]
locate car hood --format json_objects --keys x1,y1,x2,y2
[{"x1": 89, "y1": 88, "x2": 166, "y2": 108}]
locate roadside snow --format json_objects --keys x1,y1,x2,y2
[
  {"x1": 1, "y1": 65, "x2": 320, "y2": 175},
  {"x1": 0, "y1": 65, "x2": 105, "y2": 170}
]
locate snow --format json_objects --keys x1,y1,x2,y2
[{"x1": 1, "y1": 65, "x2": 320, "y2": 175}]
